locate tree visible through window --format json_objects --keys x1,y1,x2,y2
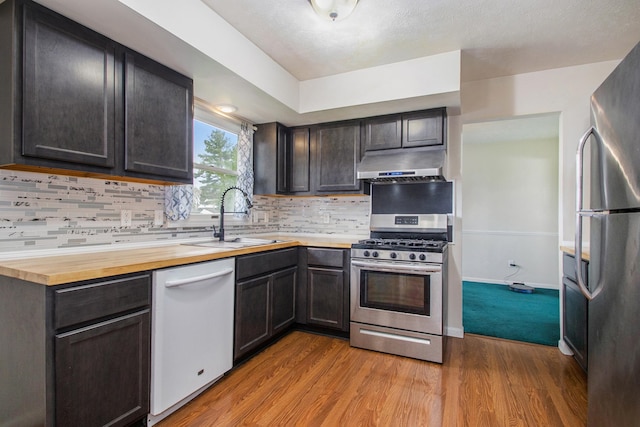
[{"x1": 192, "y1": 120, "x2": 238, "y2": 214}]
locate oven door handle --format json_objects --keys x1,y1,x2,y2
[{"x1": 351, "y1": 260, "x2": 442, "y2": 274}]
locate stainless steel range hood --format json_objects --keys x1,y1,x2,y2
[{"x1": 357, "y1": 149, "x2": 446, "y2": 181}]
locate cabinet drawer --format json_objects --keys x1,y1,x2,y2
[
  {"x1": 54, "y1": 274, "x2": 151, "y2": 330},
  {"x1": 236, "y1": 248, "x2": 298, "y2": 280},
  {"x1": 307, "y1": 248, "x2": 344, "y2": 268},
  {"x1": 562, "y1": 253, "x2": 588, "y2": 284}
]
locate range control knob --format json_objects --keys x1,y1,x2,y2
[
  {"x1": 390, "y1": 252, "x2": 397, "y2": 259},
  {"x1": 409, "y1": 253, "x2": 416, "y2": 260},
  {"x1": 363, "y1": 250, "x2": 370, "y2": 257},
  {"x1": 419, "y1": 253, "x2": 426, "y2": 261},
  {"x1": 372, "y1": 251, "x2": 379, "y2": 258}
]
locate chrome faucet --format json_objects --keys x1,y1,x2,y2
[{"x1": 213, "y1": 186, "x2": 253, "y2": 241}]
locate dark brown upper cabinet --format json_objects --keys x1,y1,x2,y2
[
  {"x1": 289, "y1": 127, "x2": 311, "y2": 192},
  {"x1": 363, "y1": 114, "x2": 402, "y2": 151},
  {"x1": 363, "y1": 108, "x2": 446, "y2": 152},
  {"x1": 21, "y1": 2, "x2": 117, "y2": 169},
  {"x1": 254, "y1": 122, "x2": 288, "y2": 194},
  {"x1": 402, "y1": 108, "x2": 446, "y2": 149},
  {"x1": 123, "y1": 52, "x2": 193, "y2": 182},
  {"x1": 0, "y1": 0, "x2": 193, "y2": 184},
  {"x1": 315, "y1": 120, "x2": 361, "y2": 193},
  {"x1": 254, "y1": 123, "x2": 310, "y2": 195}
]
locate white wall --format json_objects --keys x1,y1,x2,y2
[
  {"x1": 462, "y1": 137, "x2": 559, "y2": 288},
  {"x1": 299, "y1": 52, "x2": 461, "y2": 112},
  {"x1": 461, "y1": 60, "x2": 618, "y2": 244}
]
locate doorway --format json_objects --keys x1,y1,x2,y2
[{"x1": 461, "y1": 113, "x2": 561, "y2": 345}]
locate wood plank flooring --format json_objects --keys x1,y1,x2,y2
[{"x1": 158, "y1": 331, "x2": 587, "y2": 426}]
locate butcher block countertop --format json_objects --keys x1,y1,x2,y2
[
  {"x1": 560, "y1": 245, "x2": 591, "y2": 261},
  {"x1": 0, "y1": 234, "x2": 361, "y2": 286}
]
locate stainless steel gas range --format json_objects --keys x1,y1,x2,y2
[{"x1": 349, "y1": 182, "x2": 452, "y2": 363}]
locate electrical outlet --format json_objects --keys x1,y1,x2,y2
[
  {"x1": 323, "y1": 213, "x2": 331, "y2": 224},
  {"x1": 120, "y1": 210, "x2": 132, "y2": 227},
  {"x1": 153, "y1": 210, "x2": 164, "y2": 227}
]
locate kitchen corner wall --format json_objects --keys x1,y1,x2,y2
[{"x1": 0, "y1": 169, "x2": 370, "y2": 253}]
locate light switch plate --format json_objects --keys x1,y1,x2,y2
[
  {"x1": 120, "y1": 210, "x2": 132, "y2": 227},
  {"x1": 154, "y1": 210, "x2": 164, "y2": 227}
]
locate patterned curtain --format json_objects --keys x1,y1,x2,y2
[
  {"x1": 164, "y1": 185, "x2": 193, "y2": 221},
  {"x1": 234, "y1": 122, "x2": 254, "y2": 215}
]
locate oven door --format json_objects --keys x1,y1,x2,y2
[{"x1": 350, "y1": 259, "x2": 442, "y2": 335}]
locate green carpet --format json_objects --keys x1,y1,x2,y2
[{"x1": 463, "y1": 281, "x2": 559, "y2": 346}]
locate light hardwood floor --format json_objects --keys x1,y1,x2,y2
[{"x1": 158, "y1": 331, "x2": 587, "y2": 426}]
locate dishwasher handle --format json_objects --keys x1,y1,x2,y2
[{"x1": 164, "y1": 268, "x2": 234, "y2": 288}]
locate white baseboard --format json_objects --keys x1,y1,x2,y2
[
  {"x1": 558, "y1": 339, "x2": 574, "y2": 356},
  {"x1": 445, "y1": 326, "x2": 464, "y2": 338}
]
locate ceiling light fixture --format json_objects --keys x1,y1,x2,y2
[
  {"x1": 309, "y1": 0, "x2": 359, "y2": 21},
  {"x1": 216, "y1": 104, "x2": 238, "y2": 114}
]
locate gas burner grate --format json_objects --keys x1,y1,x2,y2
[{"x1": 355, "y1": 238, "x2": 447, "y2": 251}]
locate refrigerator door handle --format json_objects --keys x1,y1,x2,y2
[{"x1": 575, "y1": 126, "x2": 603, "y2": 300}]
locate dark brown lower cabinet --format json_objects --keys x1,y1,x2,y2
[
  {"x1": 303, "y1": 248, "x2": 350, "y2": 332},
  {"x1": 234, "y1": 249, "x2": 297, "y2": 362},
  {"x1": 271, "y1": 268, "x2": 297, "y2": 334},
  {"x1": 234, "y1": 275, "x2": 270, "y2": 359},
  {"x1": 0, "y1": 272, "x2": 151, "y2": 427},
  {"x1": 307, "y1": 267, "x2": 345, "y2": 330},
  {"x1": 55, "y1": 311, "x2": 150, "y2": 426},
  {"x1": 562, "y1": 253, "x2": 588, "y2": 372}
]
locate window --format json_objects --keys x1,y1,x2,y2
[{"x1": 192, "y1": 119, "x2": 239, "y2": 214}]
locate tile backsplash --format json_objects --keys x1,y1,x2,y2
[{"x1": 0, "y1": 169, "x2": 369, "y2": 253}]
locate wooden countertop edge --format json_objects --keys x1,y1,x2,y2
[
  {"x1": 0, "y1": 238, "x2": 355, "y2": 286},
  {"x1": 560, "y1": 245, "x2": 590, "y2": 261}
]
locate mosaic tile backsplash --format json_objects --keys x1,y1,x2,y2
[{"x1": 0, "y1": 169, "x2": 370, "y2": 253}]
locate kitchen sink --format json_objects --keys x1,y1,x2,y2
[{"x1": 181, "y1": 237, "x2": 282, "y2": 249}]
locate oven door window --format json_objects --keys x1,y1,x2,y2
[{"x1": 360, "y1": 270, "x2": 430, "y2": 315}]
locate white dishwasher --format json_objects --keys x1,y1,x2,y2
[{"x1": 148, "y1": 258, "x2": 235, "y2": 426}]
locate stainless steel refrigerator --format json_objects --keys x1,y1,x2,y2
[{"x1": 575, "y1": 40, "x2": 640, "y2": 426}]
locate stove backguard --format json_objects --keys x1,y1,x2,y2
[
  {"x1": 369, "y1": 181, "x2": 454, "y2": 241},
  {"x1": 370, "y1": 181, "x2": 453, "y2": 215}
]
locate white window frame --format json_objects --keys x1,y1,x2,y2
[{"x1": 166, "y1": 102, "x2": 251, "y2": 228}]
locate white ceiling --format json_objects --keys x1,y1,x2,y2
[
  {"x1": 33, "y1": 0, "x2": 640, "y2": 127},
  {"x1": 201, "y1": 0, "x2": 640, "y2": 82}
]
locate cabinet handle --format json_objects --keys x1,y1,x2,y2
[
  {"x1": 575, "y1": 126, "x2": 603, "y2": 300},
  {"x1": 165, "y1": 268, "x2": 234, "y2": 288},
  {"x1": 351, "y1": 260, "x2": 441, "y2": 274}
]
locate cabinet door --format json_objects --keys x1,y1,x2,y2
[
  {"x1": 55, "y1": 310, "x2": 150, "y2": 427},
  {"x1": 316, "y1": 122, "x2": 361, "y2": 192},
  {"x1": 290, "y1": 127, "x2": 310, "y2": 192},
  {"x1": 563, "y1": 277, "x2": 588, "y2": 371},
  {"x1": 22, "y1": 3, "x2": 116, "y2": 168},
  {"x1": 271, "y1": 267, "x2": 297, "y2": 335},
  {"x1": 276, "y1": 124, "x2": 290, "y2": 193},
  {"x1": 402, "y1": 109, "x2": 445, "y2": 148},
  {"x1": 363, "y1": 115, "x2": 402, "y2": 151},
  {"x1": 124, "y1": 52, "x2": 193, "y2": 182},
  {"x1": 307, "y1": 267, "x2": 345, "y2": 330},
  {"x1": 234, "y1": 275, "x2": 270, "y2": 360}
]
